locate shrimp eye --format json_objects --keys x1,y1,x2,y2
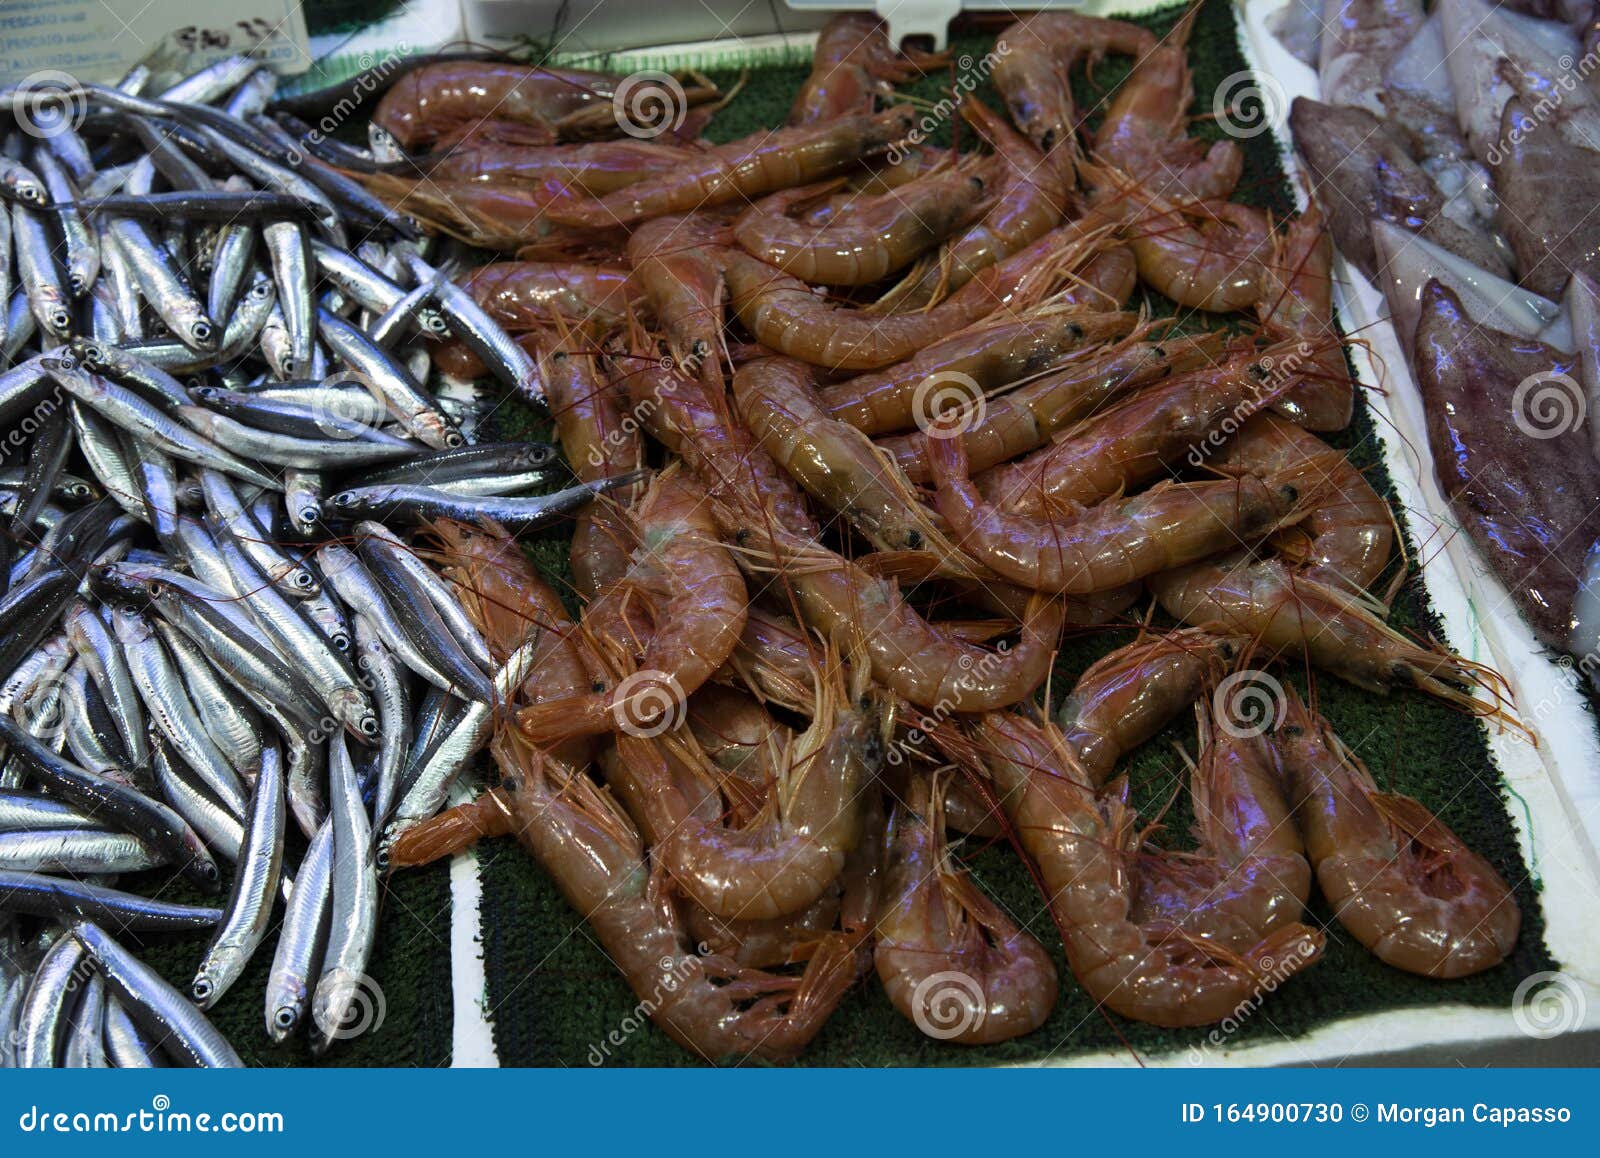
[
  {"x1": 1281, "y1": 724, "x2": 1303, "y2": 737},
  {"x1": 500, "y1": 775, "x2": 522, "y2": 793}
]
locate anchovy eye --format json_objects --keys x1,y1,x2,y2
[
  {"x1": 360, "y1": 715, "x2": 379, "y2": 738},
  {"x1": 444, "y1": 431, "x2": 465, "y2": 448},
  {"x1": 274, "y1": 1006, "x2": 298, "y2": 1030},
  {"x1": 192, "y1": 320, "x2": 214, "y2": 344},
  {"x1": 192, "y1": 977, "x2": 213, "y2": 1001}
]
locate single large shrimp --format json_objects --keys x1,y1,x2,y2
[
  {"x1": 360, "y1": 174, "x2": 576, "y2": 250},
  {"x1": 518, "y1": 467, "x2": 747, "y2": 744},
  {"x1": 724, "y1": 218, "x2": 1116, "y2": 370},
  {"x1": 876, "y1": 98, "x2": 1069, "y2": 311},
  {"x1": 732, "y1": 520, "x2": 1065, "y2": 713},
  {"x1": 991, "y1": 12, "x2": 1158, "y2": 177},
  {"x1": 928, "y1": 433, "x2": 1298, "y2": 595},
  {"x1": 544, "y1": 347, "x2": 645, "y2": 596},
  {"x1": 625, "y1": 214, "x2": 732, "y2": 376},
  {"x1": 820, "y1": 303, "x2": 1137, "y2": 436},
  {"x1": 1273, "y1": 687, "x2": 1520, "y2": 978},
  {"x1": 421, "y1": 138, "x2": 693, "y2": 193},
  {"x1": 1218, "y1": 415, "x2": 1393, "y2": 598},
  {"x1": 546, "y1": 108, "x2": 916, "y2": 229},
  {"x1": 975, "y1": 340, "x2": 1302, "y2": 516},
  {"x1": 971, "y1": 711, "x2": 1323, "y2": 1028},
  {"x1": 1148, "y1": 554, "x2": 1494, "y2": 710},
  {"x1": 1091, "y1": 9, "x2": 1242, "y2": 203},
  {"x1": 1255, "y1": 203, "x2": 1354, "y2": 431},
  {"x1": 612, "y1": 350, "x2": 817, "y2": 538},
  {"x1": 881, "y1": 329, "x2": 1222, "y2": 483},
  {"x1": 604, "y1": 660, "x2": 875, "y2": 921},
  {"x1": 1057, "y1": 629, "x2": 1241, "y2": 787},
  {"x1": 457, "y1": 262, "x2": 636, "y2": 333},
  {"x1": 1130, "y1": 698, "x2": 1312, "y2": 953},
  {"x1": 789, "y1": 14, "x2": 945, "y2": 125},
  {"x1": 734, "y1": 356, "x2": 957, "y2": 555},
  {"x1": 875, "y1": 774, "x2": 1057, "y2": 1044},
  {"x1": 734, "y1": 161, "x2": 990, "y2": 287},
  {"x1": 374, "y1": 63, "x2": 715, "y2": 148}
]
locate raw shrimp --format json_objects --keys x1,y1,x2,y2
[
  {"x1": 688, "y1": 684, "x2": 794, "y2": 790},
  {"x1": 518, "y1": 467, "x2": 747, "y2": 744},
  {"x1": 544, "y1": 347, "x2": 644, "y2": 596},
  {"x1": 422, "y1": 138, "x2": 693, "y2": 193},
  {"x1": 732, "y1": 520, "x2": 1065, "y2": 712},
  {"x1": 972, "y1": 712, "x2": 1323, "y2": 1028},
  {"x1": 1274, "y1": 686, "x2": 1519, "y2": 977},
  {"x1": 875, "y1": 774, "x2": 1057, "y2": 1044},
  {"x1": 489, "y1": 729, "x2": 860, "y2": 1061},
  {"x1": 1094, "y1": 164, "x2": 1270, "y2": 313},
  {"x1": 625, "y1": 214, "x2": 732, "y2": 375},
  {"x1": 789, "y1": 14, "x2": 944, "y2": 124},
  {"x1": 612, "y1": 351, "x2": 817, "y2": 537},
  {"x1": 546, "y1": 107, "x2": 916, "y2": 229},
  {"x1": 820, "y1": 304, "x2": 1138, "y2": 435},
  {"x1": 725, "y1": 218, "x2": 1115, "y2": 370},
  {"x1": 1255, "y1": 203, "x2": 1355, "y2": 431},
  {"x1": 1058, "y1": 629, "x2": 1242, "y2": 786},
  {"x1": 373, "y1": 63, "x2": 712, "y2": 148},
  {"x1": 717, "y1": 607, "x2": 825, "y2": 714},
  {"x1": 929, "y1": 432, "x2": 1298, "y2": 594},
  {"x1": 876, "y1": 97, "x2": 1068, "y2": 310},
  {"x1": 1218, "y1": 415, "x2": 1393, "y2": 596},
  {"x1": 424, "y1": 519, "x2": 596, "y2": 769},
  {"x1": 360, "y1": 175, "x2": 575, "y2": 251},
  {"x1": 686, "y1": 889, "x2": 843, "y2": 968},
  {"x1": 1148, "y1": 554, "x2": 1495, "y2": 710},
  {"x1": 1130, "y1": 698, "x2": 1312, "y2": 952},
  {"x1": 882, "y1": 330, "x2": 1223, "y2": 483},
  {"x1": 733, "y1": 356, "x2": 969, "y2": 556},
  {"x1": 734, "y1": 162, "x2": 989, "y2": 287},
  {"x1": 605, "y1": 658, "x2": 875, "y2": 921},
  {"x1": 1092, "y1": 9, "x2": 1243, "y2": 202},
  {"x1": 976, "y1": 341, "x2": 1302, "y2": 516},
  {"x1": 991, "y1": 11, "x2": 1158, "y2": 175},
  {"x1": 458, "y1": 262, "x2": 636, "y2": 333}
]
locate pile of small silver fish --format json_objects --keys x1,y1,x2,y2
[{"x1": 0, "y1": 53, "x2": 623, "y2": 1067}]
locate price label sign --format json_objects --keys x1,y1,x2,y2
[{"x1": 0, "y1": 0, "x2": 311, "y2": 86}]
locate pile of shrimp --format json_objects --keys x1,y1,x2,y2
[{"x1": 372, "y1": 7, "x2": 1526, "y2": 1061}]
